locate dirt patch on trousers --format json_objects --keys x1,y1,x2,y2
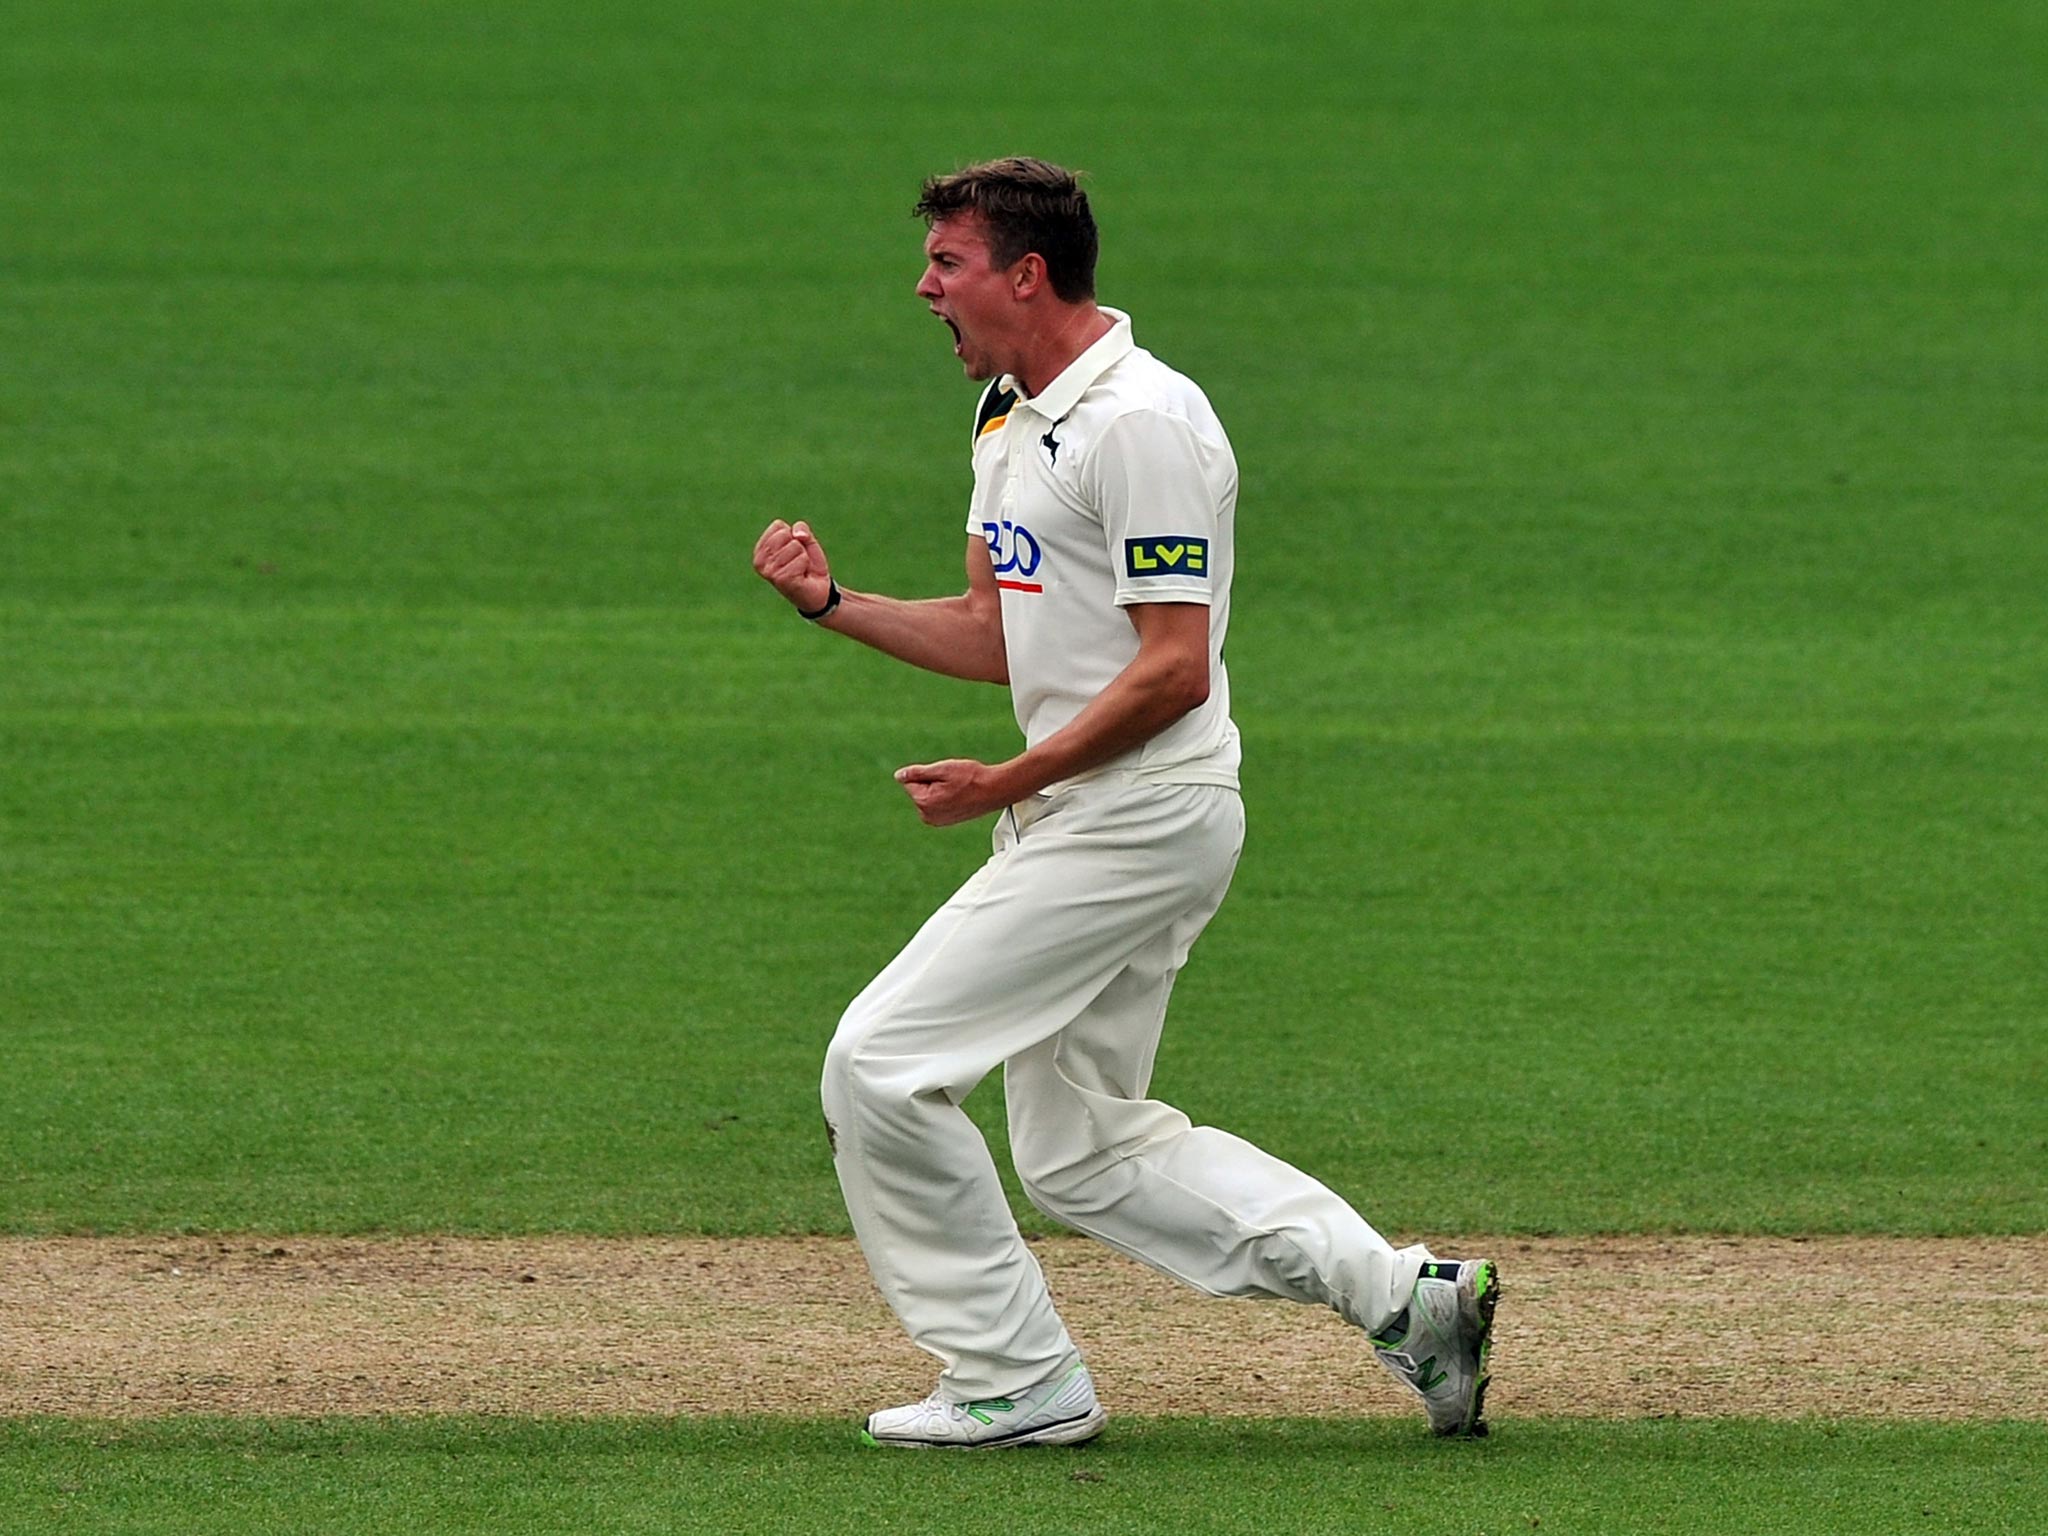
[{"x1": 4, "y1": 1235, "x2": 2044, "y2": 1421}]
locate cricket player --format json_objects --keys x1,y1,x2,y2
[{"x1": 752, "y1": 157, "x2": 1498, "y2": 1447}]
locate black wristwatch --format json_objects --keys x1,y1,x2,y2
[{"x1": 798, "y1": 580, "x2": 842, "y2": 623}]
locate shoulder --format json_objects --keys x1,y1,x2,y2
[
  {"x1": 1078, "y1": 389, "x2": 1237, "y2": 507},
  {"x1": 1104, "y1": 343, "x2": 1209, "y2": 402},
  {"x1": 1092, "y1": 350, "x2": 1225, "y2": 439},
  {"x1": 1088, "y1": 399, "x2": 1228, "y2": 470},
  {"x1": 972, "y1": 379, "x2": 1019, "y2": 445}
]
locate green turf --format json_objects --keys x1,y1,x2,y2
[
  {"x1": 3, "y1": 1418, "x2": 2044, "y2": 1536},
  {"x1": 4, "y1": 0, "x2": 2044, "y2": 1236}
]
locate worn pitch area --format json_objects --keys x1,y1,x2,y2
[{"x1": 6, "y1": 1236, "x2": 2043, "y2": 1421}]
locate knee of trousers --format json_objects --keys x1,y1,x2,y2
[
  {"x1": 820, "y1": 1004, "x2": 928, "y2": 1141},
  {"x1": 1013, "y1": 1145, "x2": 1124, "y2": 1223},
  {"x1": 819, "y1": 1011, "x2": 870, "y2": 1127}
]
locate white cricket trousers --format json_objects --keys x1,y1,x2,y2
[{"x1": 822, "y1": 779, "x2": 1427, "y2": 1402}]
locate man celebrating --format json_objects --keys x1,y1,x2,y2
[{"x1": 752, "y1": 157, "x2": 1498, "y2": 1448}]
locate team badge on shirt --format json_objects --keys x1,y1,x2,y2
[{"x1": 1123, "y1": 537, "x2": 1209, "y2": 578}]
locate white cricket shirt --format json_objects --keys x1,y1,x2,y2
[{"x1": 964, "y1": 309, "x2": 1240, "y2": 791}]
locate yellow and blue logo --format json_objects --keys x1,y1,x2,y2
[{"x1": 1123, "y1": 537, "x2": 1209, "y2": 579}]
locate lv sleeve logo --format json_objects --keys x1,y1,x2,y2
[{"x1": 1124, "y1": 537, "x2": 1209, "y2": 577}]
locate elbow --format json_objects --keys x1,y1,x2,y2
[
  {"x1": 963, "y1": 595, "x2": 1009, "y2": 685},
  {"x1": 1139, "y1": 644, "x2": 1207, "y2": 719}
]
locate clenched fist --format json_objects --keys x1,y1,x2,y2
[
  {"x1": 894, "y1": 758, "x2": 1014, "y2": 827},
  {"x1": 753, "y1": 519, "x2": 834, "y2": 614}
]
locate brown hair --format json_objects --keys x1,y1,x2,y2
[{"x1": 914, "y1": 157, "x2": 1098, "y2": 303}]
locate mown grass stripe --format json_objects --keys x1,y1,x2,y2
[{"x1": 3, "y1": 1418, "x2": 2044, "y2": 1536}]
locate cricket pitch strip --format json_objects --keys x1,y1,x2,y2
[{"x1": 5, "y1": 1235, "x2": 2043, "y2": 1421}]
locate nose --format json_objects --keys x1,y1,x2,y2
[{"x1": 915, "y1": 265, "x2": 941, "y2": 300}]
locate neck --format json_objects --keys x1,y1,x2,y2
[{"x1": 1012, "y1": 303, "x2": 1113, "y2": 398}]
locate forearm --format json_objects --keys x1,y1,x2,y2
[
  {"x1": 990, "y1": 639, "x2": 1206, "y2": 799},
  {"x1": 819, "y1": 587, "x2": 1008, "y2": 684}
]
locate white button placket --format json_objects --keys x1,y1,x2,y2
[{"x1": 1001, "y1": 413, "x2": 1022, "y2": 523}]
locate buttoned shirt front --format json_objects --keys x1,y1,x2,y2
[{"x1": 964, "y1": 309, "x2": 1240, "y2": 791}]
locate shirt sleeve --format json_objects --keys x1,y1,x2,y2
[{"x1": 1088, "y1": 408, "x2": 1220, "y2": 606}]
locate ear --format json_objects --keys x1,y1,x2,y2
[{"x1": 1010, "y1": 252, "x2": 1050, "y2": 301}]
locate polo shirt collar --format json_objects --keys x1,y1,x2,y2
[{"x1": 1005, "y1": 307, "x2": 1133, "y2": 419}]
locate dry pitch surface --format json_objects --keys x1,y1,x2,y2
[{"x1": 7, "y1": 1236, "x2": 2044, "y2": 1422}]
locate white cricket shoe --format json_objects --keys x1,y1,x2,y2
[
  {"x1": 1369, "y1": 1257, "x2": 1501, "y2": 1437},
  {"x1": 860, "y1": 1357, "x2": 1106, "y2": 1449}
]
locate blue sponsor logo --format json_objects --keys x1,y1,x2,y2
[
  {"x1": 981, "y1": 519, "x2": 1042, "y2": 577},
  {"x1": 1123, "y1": 536, "x2": 1209, "y2": 578}
]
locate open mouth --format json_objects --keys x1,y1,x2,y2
[{"x1": 937, "y1": 312, "x2": 962, "y2": 355}]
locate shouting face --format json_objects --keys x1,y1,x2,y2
[{"x1": 916, "y1": 214, "x2": 1019, "y2": 383}]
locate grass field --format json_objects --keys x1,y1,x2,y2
[
  {"x1": 5, "y1": 1419, "x2": 2046, "y2": 1536},
  {"x1": 5, "y1": 0, "x2": 2043, "y2": 1240},
  {"x1": 3, "y1": 0, "x2": 2045, "y2": 1529}
]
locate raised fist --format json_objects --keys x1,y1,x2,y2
[{"x1": 752, "y1": 519, "x2": 834, "y2": 614}]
